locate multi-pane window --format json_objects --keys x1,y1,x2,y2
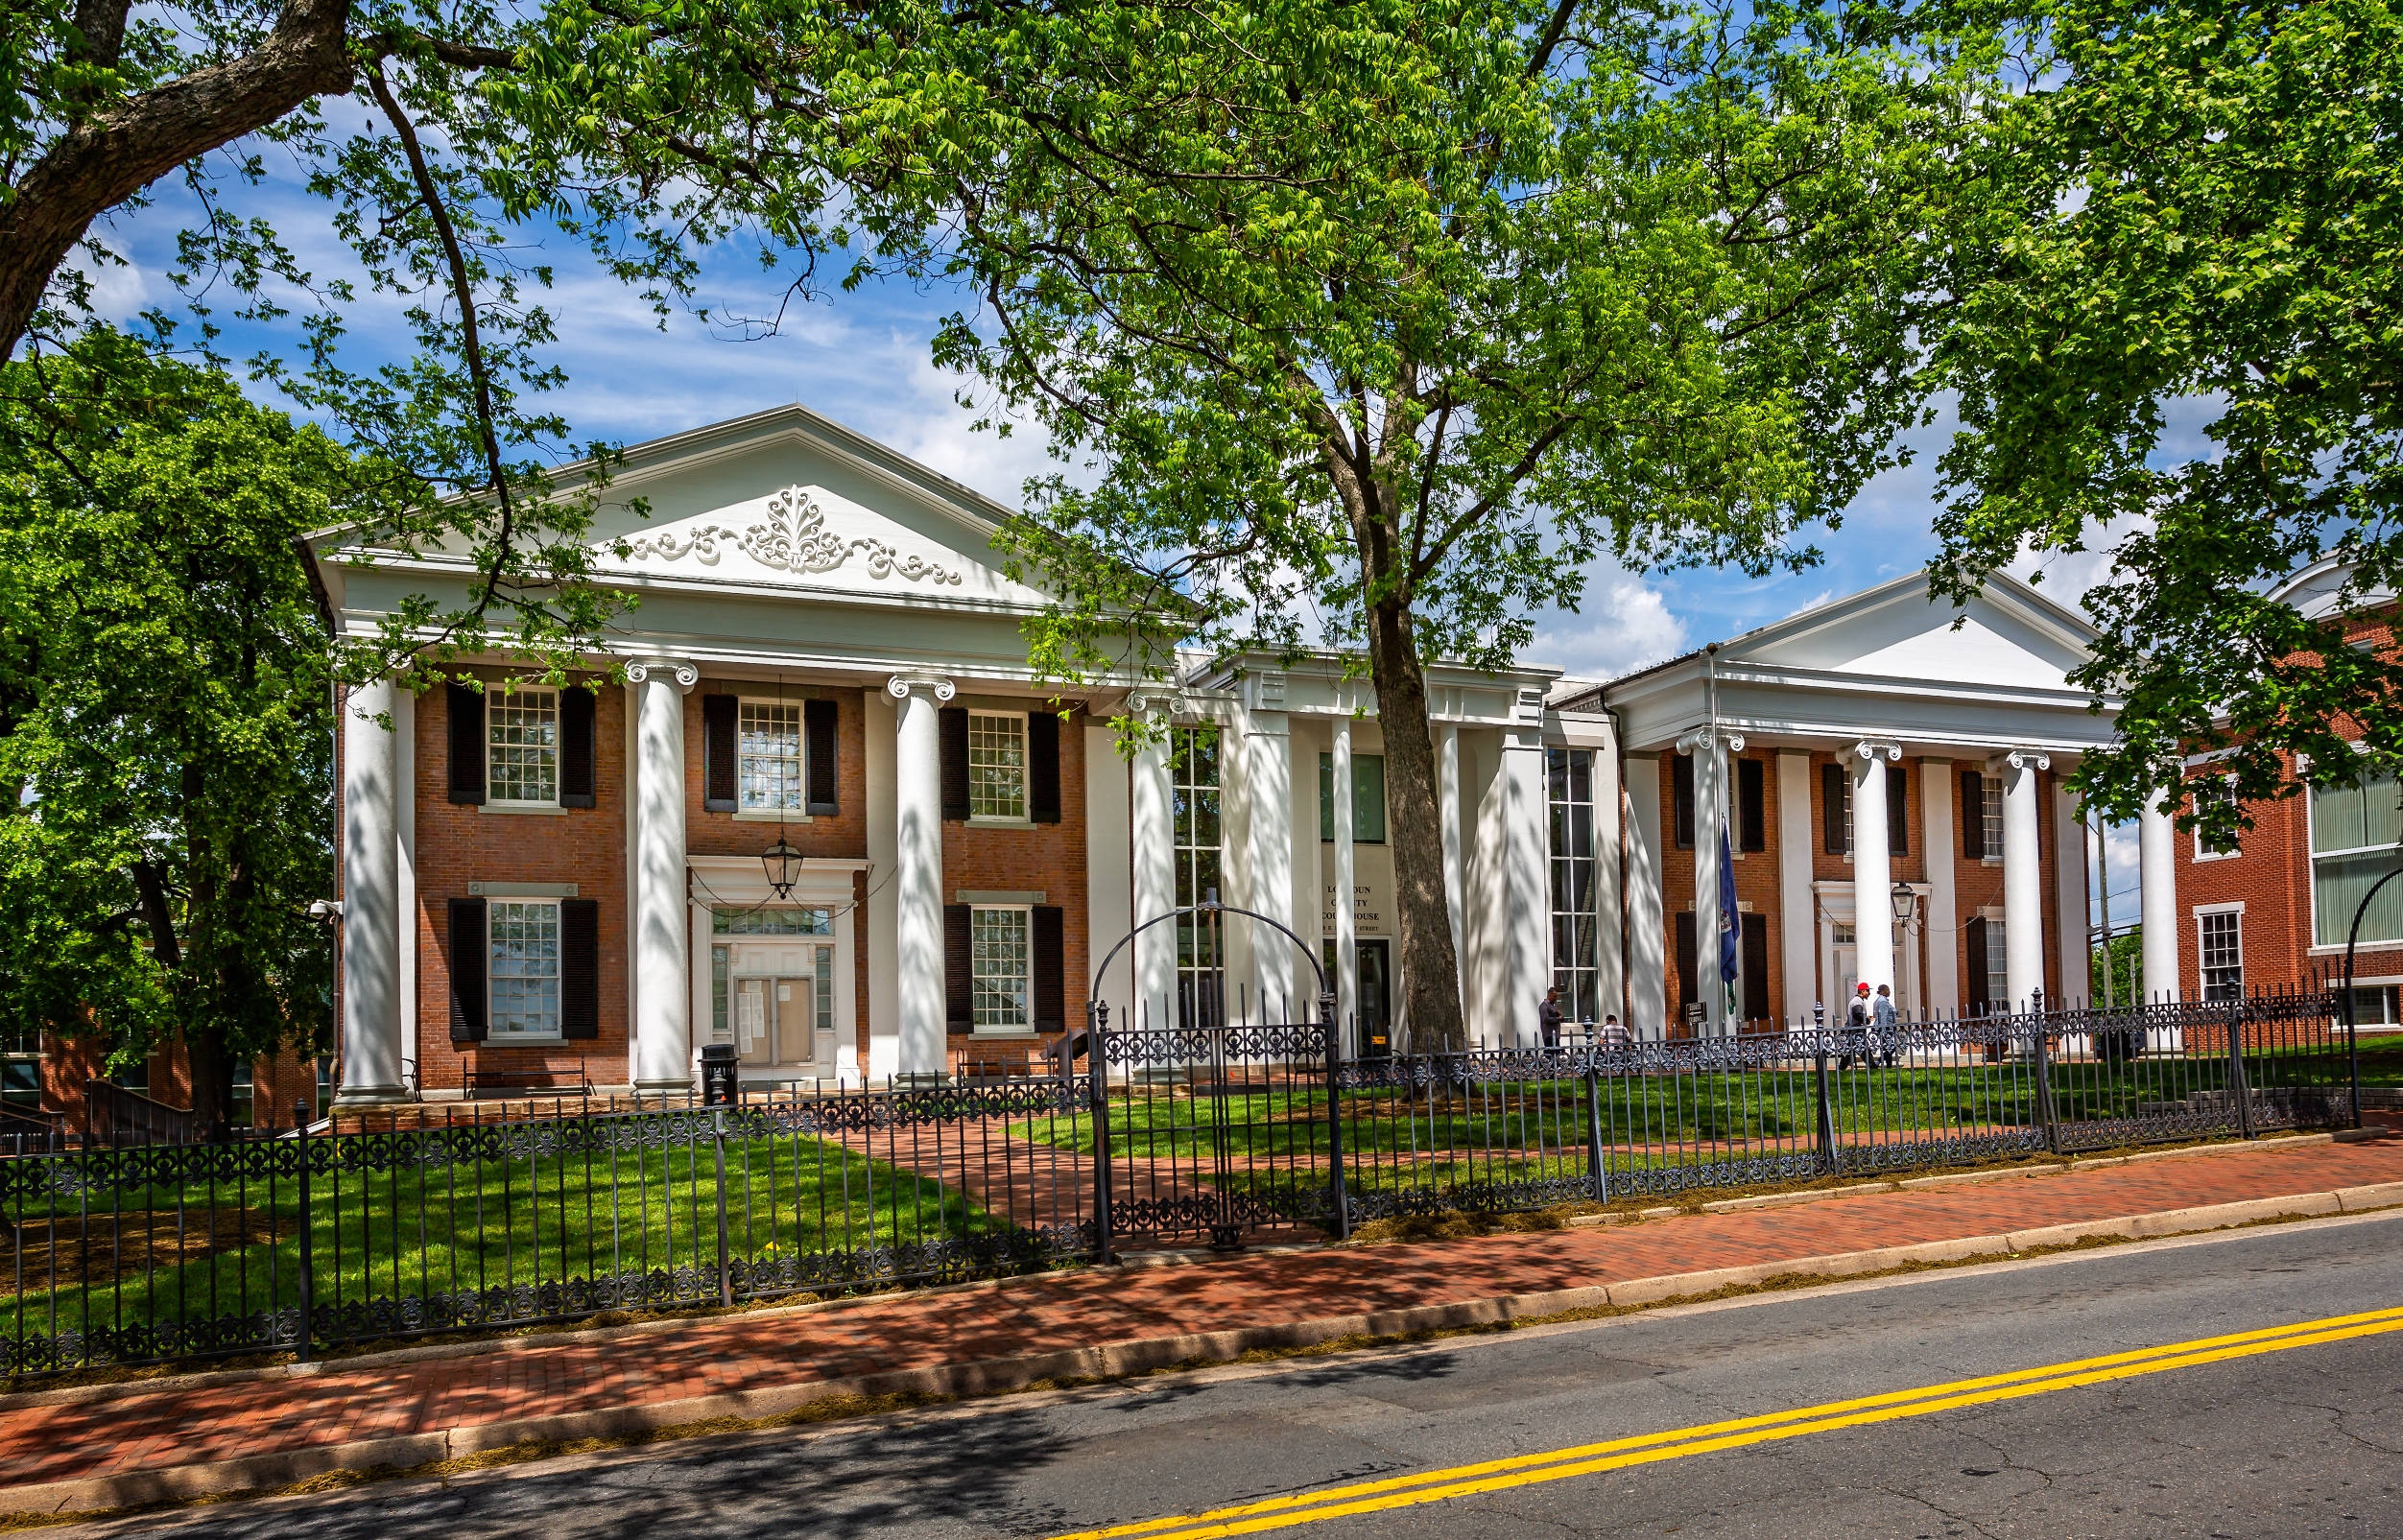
[
  {"x1": 2194, "y1": 777, "x2": 2240, "y2": 857},
  {"x1": 1318, "y1": 753, "x2": 1389, "y2": 842},
  {"x1": 488, "y1": 690, "x2": 559, "y2": 804},
  {"x1": 971, "y1": 907, "x2": 1032, "y2": 1030},
  {"x1": 488, "y1": 900, "x2": 562, "y2": 1036},
  {"x1": 1, "y1": 1027, "x2": 39, "y2": 1111},
  {"x1": 1982, "y1": 774, "x2": 2004, "y2": 860},
  {"x1": 969, "y1": 712, "x2": 1028, "y2": 819},
  {"x1": 712, "y1": 907, "x2": 834, "y2": 936},
  {"x1": 739, "y1": 701, "x2": 804, "y2": 812},
  {"x1": 1548, "y1": 747, "x2": 1601, "y2": 1024},
  {"x1": 2309, "y1": 772, "x2": 2403, "y2": 945},
  {"x1": 711, "y1": 944, "x2": 731, "y2": 1042},
  {"x1": 1985, "y1": 918, "x2": 2010, "y2": 1007},
  {"x1": 2199, "y1": 911, "x2": 2244, "y2": 999},
  {"x1": 1173, "y1": 726, "x2": 1225, "y2": 1029}
]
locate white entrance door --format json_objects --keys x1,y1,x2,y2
[{"x1": 734, "y1": 942, "x2": 841, "y2": 1081}]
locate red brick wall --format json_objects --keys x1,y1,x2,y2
[
  {"x1": 2177, "y1": 751, "x2": 2324, "y2": 995},
  {"x1": 411, "y1": 674, "x2": 630, "y2": 1092},
  {"x1": 941, "y1": 702, "x2": 1094, "y2": 1031}
]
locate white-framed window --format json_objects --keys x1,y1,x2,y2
[
  {"x1": 968, "y1": 712, "x2": 1028, "y2": 820},
  {"x1": 738, "y1": 700, "x2": 804, "y2": 813},
  {"x1": 2308, "y1": 772, "x2": 2403, "y2": 946},
  {"x1": 970, "y1": 906, "x2": 1032, "y2": 1031},
  {"x1": 488, "y1": 689, "x2": 559, "y2": 805},
  {"x1": 488, "y1": 899, "x2": 562, "y2": 1037},
  {"x1": 711, "y1": 907, "x2": 833, "y2": 936},
  {"x1": 1, "y1": 1026, "x2": 40, "y2": 1111},
  {"x1": 2193, "y1": 776, "x2": 2240, "y2": 859},
  {"x1": 1547, "y1": 747, "x2": 1601, "y2": 1024},
  {"x1": 1982, "y1": 773, "x2": 2004, "y2": 862},
  {"x1": 2198, "y1": 909, "x2": 2244, "y2": 999},
  {"x1": 1172, "y1": 727, "x2": 1225, "y2": 1029},
  {"x1": 1985, "y1": 918, "x2": 2010, "y2": 1007}
]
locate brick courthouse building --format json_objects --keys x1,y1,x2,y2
[{"x1": 310, "y1": 404, "x2": 2225, "y2": 1108}]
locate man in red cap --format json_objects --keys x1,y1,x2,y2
[{"x1": 1842, "y1": 982, "x2": 1873, "y2": 1069}]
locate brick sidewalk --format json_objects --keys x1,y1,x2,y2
[{"x1": 4, "y1": 1137, "x2": 2399, "y2": 1498}]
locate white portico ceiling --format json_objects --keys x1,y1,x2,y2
[{"x1": 1592, "y1": 570, "x2": 2120, "y2": 757}]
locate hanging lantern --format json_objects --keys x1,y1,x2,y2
[
  {"x1": 1890, "y1": 880, "x2": 1918, "y2": 926},
  {"x1": 762, "y1": 838, "x2": 805, "y2": 901}
]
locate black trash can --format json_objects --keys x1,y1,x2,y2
[{"x1": 700, "y1": 1042, "x2": 740, "y2": 1107}]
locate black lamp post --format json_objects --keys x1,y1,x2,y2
[
  {"x1": 762, "y1": 837, "x2": 805, "y2": 901},
  {"x1": 1890, "y1": 881, "x2": 1918, "y2": 929},
  {"x1": 2340, "y1": 865, "x2": 2403, "y2": 1129}
]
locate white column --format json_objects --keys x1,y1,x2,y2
[
  {"x1": 1244, "y1": 707, "x2": 1296, "y2": 1020},
  {"x1": 1998, "y1": 748, "x2": 2049, "y2": 1010},
  {"x1": 1332, "y1": 718, "x2": 1357, "y2": 1046},
  {"x1": 1849, "y1": 740, "x2": 1900, "y2": 995},
  {"x1": 337, "y1": 674, "x2": 411, "y2": 1103},
  {"x1": 1680, "y1": 729, "x2": 1740, "y2": 1034},
  {"x1": 887, "y1": 674, "x2": 954, "y2": 1081},
  {"x1": 866, "y1": 687, "x2": 900, "y2": 1081},
  {"x1": 2139, "y1": 789, "x2": 2180, "y2": 1003},
  {"x1": 1625, "y1": 755, "x2": 1666, "y2": 1039},
  {"x1": 1590, "y1": 733, "x2": 1624, "y2": 1027},
  {"x1": 1503, "y1": 704, "x2": 1550, "y2": 1048},
  {"x1": 1128, "y1": 696, "x2": 1178, "y2": 1031},
  {"x1": 2054, "y1": 774, "x2": 2091, "y2": 1007},
  {"x1": 1921, "y1": 758, "x2": 1960, "y2": 1015},
  {"x1": 630, "y1": 659, "x2": 698, "y2": 1092},
  {"x1": 1439, "y1": 723, "x2": 1464, "y2": 984},
  {"x1": 1775, "y1": 750, "x2": 1817, "y2": 1027}
]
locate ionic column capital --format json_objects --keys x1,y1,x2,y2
[
  {"x1": 625, "y1": 657, "x2": 699, "y2": 692},
  {"x1": 1125, "y1": 686, "x2": 1184, "y2": 719},
  {"x1": 885, "y1": 672, "x2": 958, "y2": 703},
  {"x1": 1988, "y1": 746, "x2": 2052, "y2": 773},
  {"x1": 1852, "y1": 738, "x2": 1902, "y2": 764},
  {"x1": 1675, "y1": 727, "x2": 1745, "y2": 755}
]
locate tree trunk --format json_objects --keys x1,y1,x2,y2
[{"x1": 1362, "y1": 591, "x2": 1468, "y2": 1052}]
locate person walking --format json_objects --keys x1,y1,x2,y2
[
  {"x1": 1872, "y1": 983, "x2": 1900, "y2": 1068},
  {"x1": 1842, "y1": 982, "x2": 1872, "y2": 1069},
  {"x1": 1601, "y1": 1013, "x2": 1630, "y2": 1054},
  {"x1": 1538, "y1": 985, "x2": 1563, "y2": 1050}
]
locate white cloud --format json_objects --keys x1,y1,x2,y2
[{"x1": 1536, "y1": 573, "x2": 1689, "y2": 679}]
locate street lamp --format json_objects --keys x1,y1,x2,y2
[
  {"x1": 761, "y1": 837, "x2": 805, "y2": 901},
  {"x1": 1890, "y1": 881, "x2": 1919, "y2": 930}
]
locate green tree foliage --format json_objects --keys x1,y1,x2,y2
[
  {"x1": 511, "y1": 0, "x2": 1988, "y2": 1042},
  {"x1": 1931, "y1": 0, "x2": 2403, "y2": 839},
  {"x1": 0, "y1": 331, "x2": 363, "y2": 1134}
]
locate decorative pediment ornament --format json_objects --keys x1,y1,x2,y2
[{"x1": 619, "y1": 486, "x2": 966, "y2": 586}]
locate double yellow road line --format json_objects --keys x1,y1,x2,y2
[{"x1": 1050, "y1": 1305, "x2": 2403, "y2": 1540}]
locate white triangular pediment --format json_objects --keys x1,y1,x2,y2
[
  {"x1": 1735, "y1": 578, "x2": 2091, "y2": 691},
  {"x1": 592, "y1": 481, "x2": 1048, "y2": 607}
]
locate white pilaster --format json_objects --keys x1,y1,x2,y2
[
  {"x1": 1243, "y1": 702, "x2": 1296, "y2": 1021},
  {"x1": 1625, "y1": 755, "x2": 1666, "y2": 1039},
  {"x1": 2139, "y1": 789, "x2": 2180, "y2": 1003},
  {"x1": 1128, "y1": 693, "x2": 1178, "y2": 1031},
  {"x1": 1439, "y1": 723, "x2": 1464, "y2": 985},
  {"x1": 1921, "y1": 757, "x2": 1961, "y2": 1015},
  {"x1": 337, "y1": 674, "x2": 411, "y2": 1104},
  {"x1": 1503, "y1": 699, "x2": 1550, "y2": 1048},
  {"x1": 887, "y1": 674, "x2": 955, "y2": 1081},
  {"x1": 1332, "y1": 718, "x2": 1357, "y2": 1046},
  {"x1": 630, "y1": 658, "x2": 698, "y2": 1092},
  {"x1": 866, "y1": 687, "x2": 900, "y2": 1081},
  {"x1": 1997, "y1": 747, "x2": 2049, "y2": 1010},
  {"x1": 1850, "y1": 740, "x2": 1901, "y2": 995},
  {"x1": 1775, "y1": 750, "x2": 1817, "y2": 1027},
  {"x1": 1678, "y1": 728, "x2": 1742, "y2": 1034},
  {"x1": 1084, "y1": 719, "x2": 1135, "y2": 1022}
]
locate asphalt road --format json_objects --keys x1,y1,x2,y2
[{"x1": 68, "y1": 1208, "x2": 2403, "y2": 1540}]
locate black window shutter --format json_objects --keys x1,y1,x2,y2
[
  {"x1": 1822, "y1": 764, "x2": 1845, "y2": 854},
  {"x1": 804, "y1": 699, "x2": 839, "y2": 816},
  {"x1": 944, "y1": 904, "x2": 974, "y2": 1032},
  {"x1": 447, "y1": 897, "x2": 488, "y2": 1042},
  {"x1": 1672, "y1": 754, "x2": 1696, "y2": 850},
  {"x1": 1674, "y1": 911, "x2": 1698, "y2": 1017},
  {"x1": 1737, "y1": 759, "x2": 1766, "y2": 853},
  {"x1": 560, "y1": 898, "x2": 600, "y2": 1038},
  {"x1": 1962, "y1": 770, "x2": 1986, "y2": 859},
  {"x1": 1033, "y1": 905, "x2": 1066, "y2": 1031},
  {"x1": 559, "y1": 688, "x2": 596, "y2": 808},
  {"x1": 702, "y1": 695, "x2": 737, "y2": 812},
  {"x1": 1965, "y1": 918, "x2": 1990, "y2": 1015},
  {"x1": 1888, "y1": 766, "x2": 1909, "y2": 856},
  {"x1": 940, "y1": 708, "x2": 971, "y2": 820},
  {"x1": 446, "y1": 683, "x2": 486, "y2": 805},
  {"x1": 1741, "y1": 915, "x2": 1771, "y2": 1025},
  {"x1": 1028, "y1": 711, "x2": 1062, "y2": 824}
]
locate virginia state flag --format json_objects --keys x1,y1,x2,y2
[{"x1": 1718, "y1": 825, "x2": 1741, "y2": 985}]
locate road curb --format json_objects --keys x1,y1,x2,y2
[{"x1": 10, "y1": 1183, "x2": 2401, "y2": 1521}]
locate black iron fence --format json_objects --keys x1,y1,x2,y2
[{"x1": 0, "y1": 989, "x2": 2366, "y2": 1376}]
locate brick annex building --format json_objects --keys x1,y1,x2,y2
[{"x1": 296, "y1": 404, "x2": 2235, "y2": 1110}]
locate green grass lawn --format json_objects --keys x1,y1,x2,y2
[{"x1": 1, "y1": 1127, "x2": 1008, "y2": 1365}]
